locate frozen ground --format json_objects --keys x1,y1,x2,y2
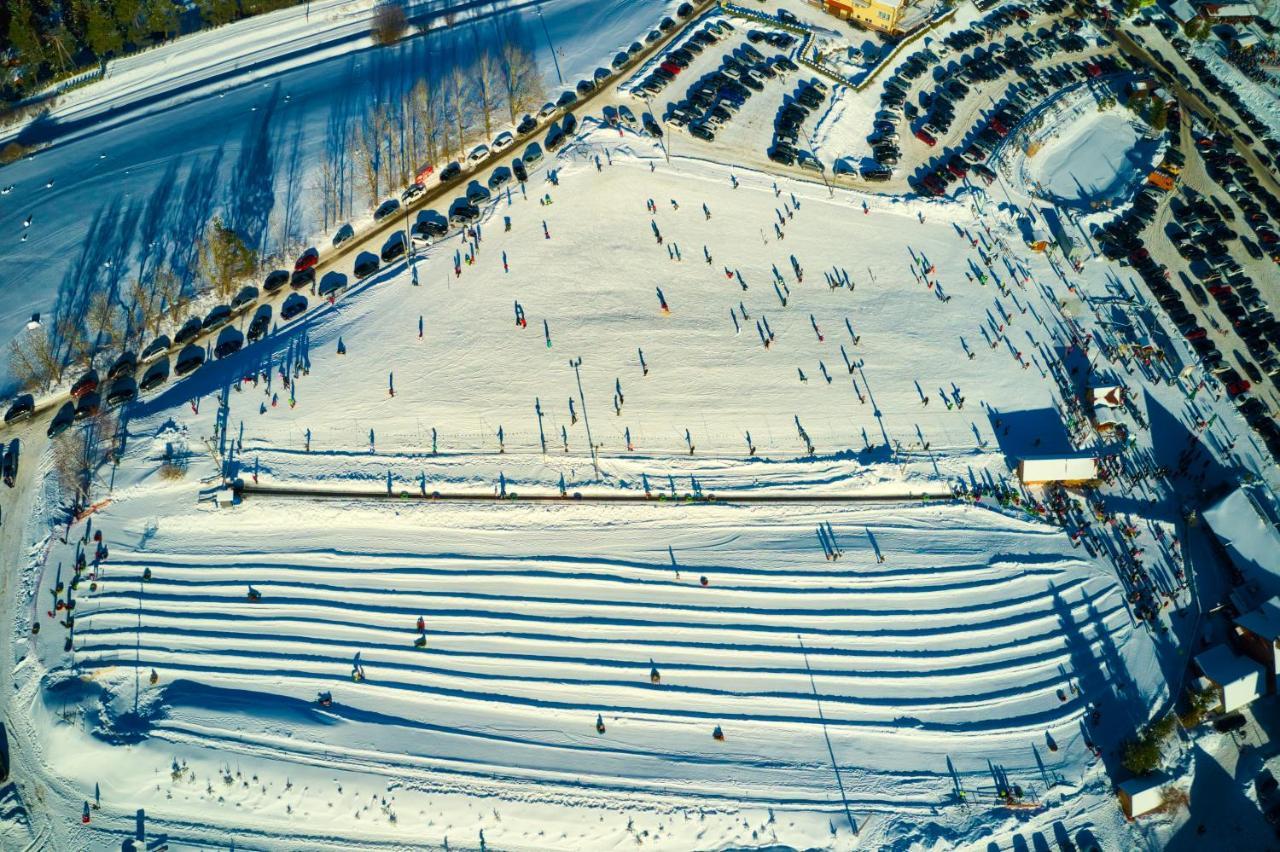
[
  {"x1": 1025, "y1": 109, "x2": 1159, "y2": 206},
  {"x1": 5, "y1": 117, "x2": 1274, "y2": 849},
  {"x1": 0, "y1": 0, "x2": 683, "y2": 390}
]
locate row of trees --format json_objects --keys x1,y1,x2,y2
[
  {"x1": 8, "y1": 215, "x2": 254, "y2": 390},
  {"x1": 4, "y1": 0, "x2": 304, "y2": 98},
  {"x1": 321, "y1": 34, "x2": 544, "y2": 225}
]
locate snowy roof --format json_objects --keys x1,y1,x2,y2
[
  {"x1": 1237, "y1": 597, "x2": 1280, "y2": 642},
  {"x1": 1203, "y1": 487, "x2": 1280, "y2": 593},
  {"x1": 1170, "y1": 0, "x2": 1197, "y2": 20},
  {"x1": 1089, "y1": 386, "x2": 1125, "y2": 407},
  {"x1": 1018, "y1": 455, "x2": 1098, "y2": 483},
  {"x1": 1119, "y1": 773, "x2": 1169, "y2": 816},
  {"x1": 1195, "y1": 644, "x2": 1263, "y2": 688},
  {"x1": 1202, "y1": 3, "x2": 1259, "y2": 16}
]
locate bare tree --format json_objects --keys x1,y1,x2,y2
[
  {"x1": 499, "y1": 38, "x2": 544, "y2": 123},
  {"x1": 448, "y1": 64, "x2": 473, "y2": 158},
  {"x1": 87, "y1": 290, "x2": 121, "y2": 355},
  {"x1": 7, "y1": 326, "x2": 61, "y2": 390},
  {"x1": 52, "y1": 411, "x2": 118, "y2": 509},
  {"x1": 371, "y1": 0, "x2": 408, "y2": 45},
  {"x1": 155, "y1": 266, "x2": 187, "y2": 328},
  {"x1": 475, "y1": 48, "x2": 501, "y2": 141}
]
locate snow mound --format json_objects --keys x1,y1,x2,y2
[{"x1": 1021, "y1": 108, "x2": 1161, "y2": 210}]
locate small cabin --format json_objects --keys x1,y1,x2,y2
[
  {"x1": 1017, "y1": 455, "x2": 1099, "y2": 486},
  {"x1": 1194, "y1": 644, "x2": 1263, "y2": 713},
  {"x1": 1118, "y1": 773, "x2": 1169, "y2": 819}
]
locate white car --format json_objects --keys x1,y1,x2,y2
[
  {"x1": 538, "y1": 102, "x2": 557, "y2": 118},
  {"x1": 618, "y1": 105, "x2": 639, "y2": 129},
  {"x1": 467, "y1": 144, "x2": 489, "y2": 163},
  {"x1": 492, "y1": 131, "x2": 514, "y2": 151}
]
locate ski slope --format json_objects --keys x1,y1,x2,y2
[{"x1": 13, "y1": 120, "x2": 1262, "y2": 849}]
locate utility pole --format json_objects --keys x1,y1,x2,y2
[
  {"x1": 570, "y1": 357, "x2": 599, "y2": 479},
  {"x1": 535, "y1": 5, "x2": 564, "y2": 85}
]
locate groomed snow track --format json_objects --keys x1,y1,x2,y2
[{"x1": 64, "y1": 498, "x2": 1145, "y2": 816}]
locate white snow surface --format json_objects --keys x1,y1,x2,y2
[{"x1": 12, "y1": 118, "x2": 1275, "y2": 850}]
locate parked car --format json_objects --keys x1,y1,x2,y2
[
  {"x1": 517, "y1": 114, "x2": 537, "y2": 134},
  {"x1": 70, "y1": 370, "x2": 99, "y2": 402},
  {"x1": 139, "y1": 357, "x2": 169, "y2": 392},
  {"x1": 213, "y1": 329, "x2": 243, "y2": 360},
  {"x1": 291, "y1": 267, "x2": 316, "y2": 290},
  {"x1": 523, "y1": 142, "x2": 543, "y2": 165},
  {"x1": 355, "y1": 253, "x2": 381, "y2": 278},
  {"x1": 74, "y1": 392, "x2": 101, "y2": 422},
  {"x1": 492, "y1": 131, "x2": 514, "y2": 151},
  {"x1": 439, "y1": 161, "x2": 462, "y2": 182},
  {"x1": 294, "y1": 248, "x2": 320, "y2": 272},
  {"x1": 231, "y1": 285, "x2": 258, "y2": 313},
  {"x1": 512, "y1": 159, "x2": 528, "y2": 183},
  {"x1": 174, "y1": 317, "x2": 202, "y2": 346},
  {"x1": 107, "y1": 351, "x2": 137, "y2": 382},
  {"x1": 106, "y1": 378, "x2": 137, "y2": 408},
  {"x1": 140, "y1": 335, "x2": 170, "y2": 364},
  {"x1": 3, "y1": 394, "x2": 34, "y2": 425},
  {"x1": 331, "y1": 223, "x2": 355, "y2": 248},
  {"x1": 467, "y1": 144, "x2": 490, "y2": 163},
  {"x1": 263, "y1": 269, "x2": 290, "y2": 293},
  {"x1": 247, "y1": 305, "x2": 272, "y2": 343},
  {"x1": 202, "y1": 304, "x2": 232, "y2": 331},
  {"x1": 380, "y1": 232, "x2": 407, "y2": 263},
  {"x1": 280, "y1": 293, "x2": 308, "y2": 321},
  {"x1": 174, "y1": 345, "x2": 205, "y2": 377},
  {"x1": 488, "y1": 167, "x2": 511, "y2": 191},
  {"x1": 47, "y1": 402, "x2": 75, "y2": 438},
  {"x1": 2, "y1": 440, "x2": 18, "y2": 487},
  {"x1": 373, "y1": 198, "x2": 401, "y2": 221}
]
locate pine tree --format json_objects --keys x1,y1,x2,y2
[
  {"x1": 200, "y1": 217, "x2": 257, "y2": 299},
  {"x1": 144, "y1": 0, "x2": 179, "y2": 40},
  {"x1": 7, "y1": 2, "x2": 47, "y2": 77},
  {"x1": 86, "y1": 2, "x2": 124, "y2": 58}
]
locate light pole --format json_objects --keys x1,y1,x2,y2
[
  {"x1": 570, "y1": 356, "x2": 599, "y2": 479},
  {"x1": 535, "y1": 5, "x2": 564, "y2": 86}
]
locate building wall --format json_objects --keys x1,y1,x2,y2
[{"x1": 819, "y1": 0, "x2": 908, "y2": 34}]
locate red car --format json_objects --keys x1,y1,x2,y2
[
  {"x1": 660, "y1": 61, "x2": 682, "y2": 76},
  {"x1": 914, "y1": 128, "x2": 937, "y2": 146},
  {"x1": 294, "y1": 248, "x2": 319, "y2": 272},
  {"x1": 70, "y1": 370, "x2": 98, "y2": 401},
  {"x1": 1226, "y1": 380, "x2": 1251, "y2": 396},
  {"x1": 1128, "y1": 247, "x2": 1149, "y2": 263},
  {"x1": 1208, "y1": 285, "x2": 1233, "y2": 298},
  {"x1": 1184, "y1": 327, "x2": 1208, "y2": 340},
  {"x1": 990, "y1": 118, "x2": 1009, "y2": 137}
]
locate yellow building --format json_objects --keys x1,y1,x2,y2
[{"x1": 813, "y1": 0, "x2": 912, "y2": 34}]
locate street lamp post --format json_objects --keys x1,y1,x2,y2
[
  {"x1": 570, "y1": 356, "x2": 599, "y2": 480},
  {"x1": 535, "y1": 6, "x2": 564, "y2": 86}
]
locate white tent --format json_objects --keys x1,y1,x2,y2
[
  {"x1": 1017, "y1": 455, "x2": 1098, "y2": 485},
  {"x1": 1194, "y1": 644, "x2": 1263, "y2": 713}
]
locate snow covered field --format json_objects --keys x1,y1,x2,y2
[
  {"x1": 1028, "y1": 110, "x2": 1156, "y2": 206},
  {"x1": 7, "y1": 114, "x2": 1273, "y2": 849},
  {"x1": 0, "y1": 0, "x2": 683, "y2": 390}
]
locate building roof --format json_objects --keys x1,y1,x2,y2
[
  {"x1": 1195, "y1": 643, "x2": 1264, "y2": 686},
  {"x1": 1018, "y1": 455, "x2": 1098, "y2": 483},
  {"x1": 1169, "y1": 0, "x2": 1197, "y2": 21},
  {"x1": 1237, "y1": 597, "x2": 1280, "y2": 642},
  {"x1": 1119, "y1": 773, "x2": 1169, "y2": 815},
  {"x1": 1203, "y1": 486, "x2": 1280, "y2": 594},
  {"x1": 1203, "y1": 2, "x2": 1259, "y2": 16}
]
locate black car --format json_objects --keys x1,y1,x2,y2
[
  {"x1": 107, "y1": 351, "x2": 137, "y2": 382},
  {"x1": 2, "y1": 440, "x2": 18, "y2": 487},
  {"x1": 106, "y1": 378, "x2": 137, "y2": 408},
  {"x1": 4, "y1": 394, "x2": 34, "y2": 425},
  {"x1": 291, "y1": 266, "x2": 316, "y2": 290},
  {"x1": 214, "y1": 331, "x2": 244, "y2": 360},
  {"x1": 512, "y1": 159, "x2": 528, "y2": 183},
  {"x1": 203, "y1": 304, "x2": 232, "y2": 331},
  {"x1": 247, "y1": 305, "x2": 272, "y2": 342},
  {"x1": 449, "y1": 203, "x2": 480, "y2": 225},
  {"x1": 768, "y1": 146, "x2": 794, "y2": 165},
  {"x1": 380, "y1": 234, "x2": 406, "y2": 263},
  {"x1": 415, "y1": 215, "x2": 449, "y2": 238},
  {"x1": 373, "y1": 198, "x2": 401, "y2": 221},
  {"x1": 676, "y1": 1, "x2": 693, "y2": 16},
  {"x1": 546, "y1": 127, "x2": 566, "y2": 151},
  {"x1": 643, "y1": 114, "x2": 663, "y2": 137},
  {"x1": 355, "y1": 253, "x2": 381, "y2": 278},
  {"x1": 491, "y1": 163, "x2": 515, "y2": 188},
  {"x1": 139, "y1": 360, "x2": 169, "y2": 393},
  {"x1": 689, "y1": 123, "x2": 715, "y2": 142},
  {"x1": 231, "y1": 286, "x2": 258, "y2": 312},
  {"x1": 174, "y1": 317, "x2": 202, "y2": 346},
  {"x1": 74, "y1": 392, "x2": 101, "y2": 421},
  {"x1": 562, "y1": 113, "x2": 578, "y2": 136},
  {"x1": 174, "y1": 345, "x2": 205, "y2": 377},
  {"x1": 861, "y1": 165, "x2": 893, "y2": 181},
  {"x1": 517, "y1": 114, "x2": 537, "y2": 134},
  {"x1": 263, "y1": 269, "x2": 290, "y2": 293},
  {"x1": 281, "y1": 293, "x2": 307, "y2": 321},
  {"x1": 576, "y1": 79, "x2": 595, "y2": 96},
  {"x1": 439, "y1": 161, "x2": 462, "y2": 182},
  {"x1": 47, "y1": 402, "x2": 75, "y2": 438}
]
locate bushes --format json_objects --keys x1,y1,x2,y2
[
  {"x1": 1122, "y1": 712, "x2": 1179, "y2": 776},
  {"x1": 372, "y1": 1, "x2": 408, "y2": 46},
  {"x1": 0, "y1": 141, "x2": 32, "y2": 164}
]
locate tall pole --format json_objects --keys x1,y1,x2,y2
[
  {"x1": 536, "y1": 5, "x2": 564, "y2": 86},
  {"x1": 571, "y1": 356, "x2": 599, "y2": 480}
]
